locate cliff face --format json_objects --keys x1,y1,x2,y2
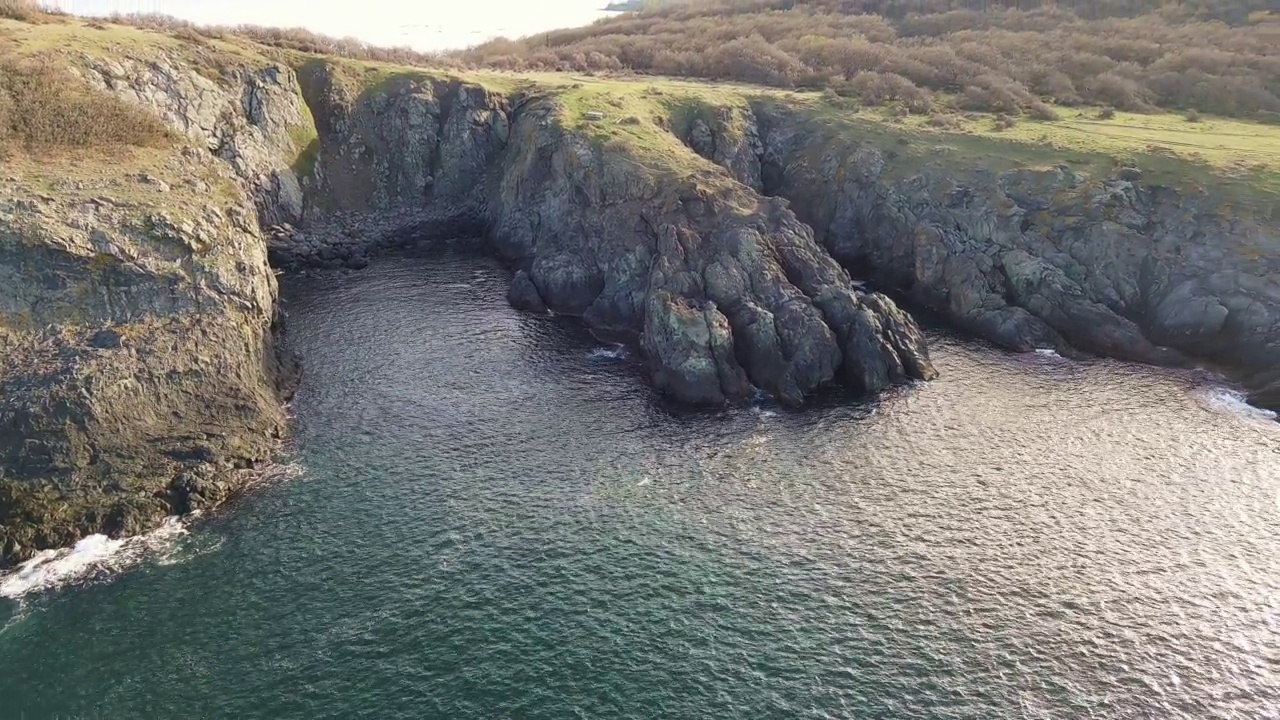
[
  {"x1": 492, "y1": 99, "x2": 934, "y2": 404},
  {"x1": 675, "y1": 102, "x2": 1280, "y2": 405},
  {"x1": 0, "y1": 154, "x2": 291, "y2": 564},
  {"x1": 276, "y1": 65, "x2": 936, "y2": 405},
  {"x1": 3, "y1": 28, "x2": 1277, "y2": 566},
  {"x1": 0, "y1": 50, "x2": 934, "y2": 566},
  {"x1": 0, "y1": 48, "x2": 307, "y2": 566}
]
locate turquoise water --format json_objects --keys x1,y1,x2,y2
[{"x1": 3, "y1": 249, "x2": 1279, "y2": 719}]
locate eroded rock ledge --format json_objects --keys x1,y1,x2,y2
[{"x1": 0, "y1": 57, "x2": 933, "y2": 566}]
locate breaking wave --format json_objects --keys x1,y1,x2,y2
[{"x1": 0, "y1": 516, "x2": 190, "y2": 601}]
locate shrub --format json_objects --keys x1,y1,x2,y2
[
  {"x1": 957, "y1": 74, "x2": 1034, "y2": 114},
  {"x1": 0, "y1": 85, "x2": 12, "y2": 149},
  {"x1": 1097, "y1": 107, "x2": 1117, "y2": 120},
  {"x1": 1032, "y1": 71, "x2": 1083, "y2": 106},
  {"x1": 88, "y1": 0, "x2": 1280, "y2": 122},
  {"x1": 849, "y1": 71, "x2": 932, "y2": 113},
  {"x1": 1185, "y1": 109, "x2": 1203, "y2": 122},
  {"x1": 1085, "y1": 71, "x2": 1154, "y2": 112},
  {"x1": 0, "y1": 0, "x2": 48, "y2": 20},
  {"x1": 115, "y1": 14, "x2": 455, "y2": 69},
  {"x1": 993, "y1": 114, "x2": 1018, "y2": 131},
  {"x1": 0, "y1": 0, "x2": 39, "y2": 21},
  {"x1": 0, "y1": 56, "x2": 171, "y2": 152},
  {"x1": 926, "y1": 113, "x2": 963, "y2": 129},
  {"x1": 1028, "y1": 101, "x2": 1061, "y2": 121},
  {"x1": 708, "y1": 35, "x2": 805, "y2": 87}
]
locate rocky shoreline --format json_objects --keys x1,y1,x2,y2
[{"x1": 2, "y1": 42, "x2": 1277, "y2": 567}]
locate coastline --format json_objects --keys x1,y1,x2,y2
[{"x1": 1, "y1": 12, "x2": 1277, "y2": 565}]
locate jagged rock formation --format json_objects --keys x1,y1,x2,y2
[
  {"x1": 675, "y1": 101, "x2": 1280, "y2": 406},
  {"x1": 0, "y1": 157, "x2": 293, "y2": 564},
  {"x1": 83, "y1": 57, "x2": 310, "y2": 228},
  {"x1": 0, "y1": 53, "x2": 934, "y2": 566},
  {"x1": 1, "y1": 48, "x2": 311, "y2": 566},
  {"x1": 275, "y1": 65, "x2": 935, "y2": 405},
  {"x1": 4, "y1": 33, "x2": 1277, "y2": 567}
]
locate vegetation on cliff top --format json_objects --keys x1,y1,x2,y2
[
  {"x1": 0, "y1": 3, "x2": 171, "y2": 155},
  {"x1": 0, "y1": 54, "x2": 171, "y2": 155},
  {"x1": 0, "y1": 3, "x2": 1277, "y2": 213},
  {"x1": 458, "y1": 0, "x2": 1280, "y2": 122}
]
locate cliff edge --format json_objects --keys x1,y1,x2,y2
[{"x1": 1, "y1": 14, "x2": 1276, "y2": 566}]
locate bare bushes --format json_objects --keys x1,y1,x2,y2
[
  {"x1": 0, "y1": 56, "x2": 170, "y2": 153},
  {"x1": 451, "y1": 0, "x2": 1280, "y2": 120}
]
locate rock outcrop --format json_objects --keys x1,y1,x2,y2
[
  {"x1": 675, "y1": 101, "x2": 1280, "y2": 407},
  {"x1": 491, "y1": 100, "x2": 934, "y2": 404},
  {"x1": 83, "y1": 56, "x2": 311, "y2": 229},
  {"x1": 0, "y1": 157, "x2": 293, "y2": 565},
  {"x1": 0, "y1": 51, "x2": 934, "y2": 566},
  {"x1": 6, "y1": 27, "x2": 1276, "y2": 568},
  {"x1": 0, "y1": 45, "x2": 312, "y2": 566},
  {"x1": 277, "y1": 66, "x2": 936, "y2": 405}
]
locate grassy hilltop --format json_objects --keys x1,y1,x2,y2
[{"x1": 0, "y1": 0, "x2": 1277, "y2": 214}]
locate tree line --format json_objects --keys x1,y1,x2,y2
[{"x1": 455, "y1": 0, "x2": 1280, "y2": 120}]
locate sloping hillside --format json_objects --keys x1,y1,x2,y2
[{"x1": 458, "y1": 0, "x2": 1280, "y2": 121}]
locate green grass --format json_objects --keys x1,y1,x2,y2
[
  {"x1": 757, "y1": 89, "x2": 1280, "y2": 215},
  {"x1": 3, "y1": 12, "x2": 1278, "y2": 217},
  {"x1": 287, "y1": 97, "x2": 320, "y2": 181}
]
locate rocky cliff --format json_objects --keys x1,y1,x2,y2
[
  {"x1": 675, "y1": 102, "x2": 1280, "y2": 407},
  {"x1": 274, "y1": 65, "x2": 936, "y2": 405},
  {"x1": 1, "y1": 43, "x2": 305, "y2": 566},
  {"x1": 0, "y1": 152, "x2": 293, "y2": 565},
  {"x1": 2, "y1": 18, "x2": 1277, "y2": 566}
]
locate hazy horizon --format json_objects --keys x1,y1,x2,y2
[{"x1": 40, "y1": 0, "x2": 615, "y2": 51}]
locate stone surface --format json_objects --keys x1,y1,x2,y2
[
  {"x1": 491, "y1": 99, "x2": 935, "y2": 405},
  {"x1": 681, "y1": 101, "x2": 1279, "y2": 403},
  {"x1": 278, "y1": 69, "x2": 937, "y2": 406},
  {"x1": 0, "y1": 163, "x2": 292, "y2": 567},
  {"x1": 84, "y1": 56, "x2": 309, "y2": 228},
  {"x1": 8, "y1": 43, "x2": 1276, "y2": 569}
]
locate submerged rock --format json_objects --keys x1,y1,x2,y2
[{"x1": 507, "y1": 270, "x2": 549, "y2": 314}]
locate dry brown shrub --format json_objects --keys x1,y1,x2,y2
[
  {"x1": 926, "y1": 113, "x2": 962, "y2": 129},
  {"x1": 87, "y1": 0, "x2": 1280, "y2": 121},
  {"x1": 849, "y1": 71, "x2": 932, "y2": 113},
  {"x1": 1027, "y1": 101, "x2": 1060, "y2": 121},
  {"x1": 0, "y1": 84, "x2": 13, "y2": 149},
  {"x1": 0, "y1": 0, "x2": 38, "y2": 21},
  {"x1": 0, "y1": 56, "x2": 171, "y2": 152}
]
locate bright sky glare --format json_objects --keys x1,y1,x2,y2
[{"x1": 41, "y1": 0, "x2": 615, "y2": 51}]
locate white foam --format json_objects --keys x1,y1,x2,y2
[
  {"x1": 588, "y1": 345, "x2": 627, "y2": 361},
  {"x1": 0, "y1": 516, "x2": 189, "y2": 600},
  {"x1": 751, "y1": 406, "x2": 779, "y2": 419},
  {"x1": 1034, "y1": 348, "x2": 1064, "y2": 358},
  {"x1": 1194, "y1": 387, "x2": 1277, "y2": 422}
]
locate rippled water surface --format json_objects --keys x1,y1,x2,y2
[{"x1": 3, "y1": 250, "x2": 1279, "y2": 719}]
